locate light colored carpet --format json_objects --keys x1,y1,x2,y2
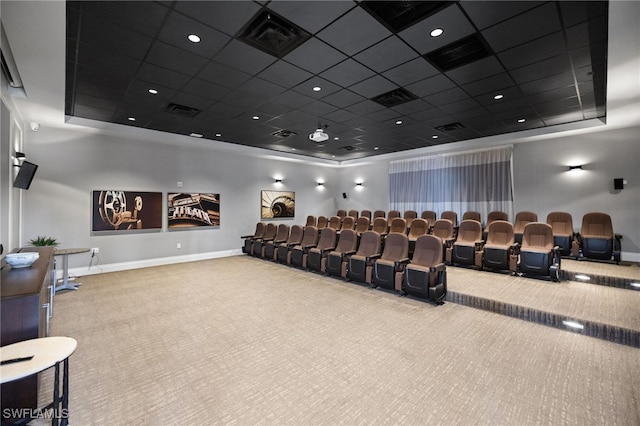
[
  {"x1": 446, "y1": 266, "x2": 640, "y2": 330},
  {"x1": 39, "y1": 256, "x2": 640, "y2": 425}
]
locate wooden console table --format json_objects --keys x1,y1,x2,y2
[{"x1": 1, "y1": 246, "x2": 55, "y2": 415}]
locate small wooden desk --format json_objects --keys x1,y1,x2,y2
[
  {"x1": 54, "y1": 248, "x2": 90, "y2": 292},
  {"x1": 1, "y1": 336, "x2": 77, "y2": 426}
]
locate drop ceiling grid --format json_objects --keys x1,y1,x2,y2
[{"x1": 65, "y1": 0, "x2": 608, "y2": 160}]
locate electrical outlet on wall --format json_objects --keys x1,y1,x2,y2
[
  {"x1": 176, "y1": 243, "x2": 182, "y2": 249},
  {"x1": 91, "y1": 247, "x2": 99, "y2": 255}
]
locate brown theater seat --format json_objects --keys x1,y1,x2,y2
[
  {"x1": 482, "y1": 220, "x2": 518, "y2": 273},
  {"x1": 347, "y1": 231, "x2": 381, "y2": 284},
  {"x1": 403, "y1": 234, "x2": 447, "y2": 304},
  {"x1": 518, "y1": 222, "x2": 561, "y2": 281},
  {"x1": 578, "y1": 212, "x2": 621, "y2": 264},
  {"x1": 372, "y1": 232, "x2": 410, "y2": 292},
  {"x1": 325, "y1": 229, "x2": 358, "y2": 278}
]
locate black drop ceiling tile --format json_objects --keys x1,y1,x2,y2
[
  {"x1": 534, "y1": 96, "x2": 580, "y2": 114},
  {"x1": 197, "y1": 61, "x2": 252, "y2": 89},
  {"x1": 406, "y1": 74, "x2": 457, "y2": 98},
  {"x1": 145, "y1": 42, "x2": 209, "y2": 76},
  {"x1": 542, "y1": 109, "x2": 584, "y2": 126},
  {"x1": 316, "y1": 6, "x2": 391, "y2": 56},
  {"x1": 344, "y1": 99, "x2": 386, "y2": 116},
  {"x1": 459, "y1": 1, "x2": 544, "y2": 30},
  {"x1": 366, "y1": 108, "x2": 403, "y2": 123},
  {"x1": 565, "y1": 16, "x2": 608, "y2": 51},
  {"x1": 221, "y1": 90, "x2": 268, "y2": 109},
  {"x1": 424, "y1": 87, "x2": 470, "y2": 106},
  {"x1": 169, "y1": 91, "x2": 216, "y2": 111},
  {"x1": 353, "y1": 36, "x2": 419, "y2": 73},
  {"x1": 321, "y1": 90, "x2": 366, "y2": 109},
  {"x1": 324, "y1": 109, "x2": 358, "y2": 123},
  {"x1": 155, "y1": 11, "x2": 231, "y2": 58},
  {"x1": 74, "y1": 93, "x2": 119, "y2": 112},
  {"x1": 298, "y1": 100, "x2": 339, "y2": 117},
  {"x1": 509, "y1": 54, "x2": 572, "y2": 84},
  {"x1": 254, "y1": 102, "x2": 294, "y2": 117},
  {"x1": 78, "y1": 1, "x2": 170, "y2": 37},
  {"x1": 75, "y1": 80, "x2": 126, "y2": 101},
  {"x1": 270, "y1": 91, "x2": 315, "y2": 110},
  {"x1": 439, "y1": 99, "x2": 483, "y2": 115},
  {"x1": 73, "y1": 104, "x2": 116, "y2": 121},
  {"x1": 481, "y1": 3, "x2": 561, "y2": 53},
  {"x1": 236, "y1": 77, "x2": 287, "y2": 99},
  {"x1": 571, "y1": 45, "x2": 602, "y2": 69},
  {"x1": 74, "y1": 64, "x2": 133, "y2": 89},
  {"x1": 181, "y1": 78, "x2": 230, "y2": 101},
  {"x1": 257, "y1": 61, "x2": 314, "y2": 88},
  {"x1": 382, "y1": 58, "x2": 439, "y2": 86},
  {"x1": 319, "y1": 59, "x2": 376, "y2": 88},
  {"x1": 559, "y1": 1, "x2": 608, "y2": 28},
  {"x1": 398, "y1": 4, "x2": 475, "y2": 55},
  {"x1": 213, "y1": 39, "x2": 277, "y2": 75},
  {"x1": 391, "y1": 99, "x2": 433, "y2": 115},
  {"x1": 268, "y1": 0, "x2": 355, "y2": 35},
  {"x1": 292, "y1": 76, "x2": 342, "y2": 98},
  {"x1": 121, "y1": 91, "x2": 168, "y2": 109},
  {"x1": 461, "y1": 73, "x2": 515, "y2": 97},
  {"x1": 174, "y1": 1, "x2": 262, "y2": 37},
  {"x1": 483, "y1": 96, "x2": 530, "y2": 113},
  {"x1": 445, "y1": 55, "x2": 505, "y2": 85},
  {"x1": 519, "y1": 73, "x2": 575, "y2": 96},
  {"x1": 77, "y1": 43, "x2": 141, "y2": 78},
  {"x1": 526, "y1": 86, "x2": 578, "y2": 105},
  {"x1": 79, "y1": 13, "x2": 153, "y2": 60},
  {"x1": 283, "y1": 37, "x2": 348, "y2": 74},
  {"x1": 349, "y1": 75, "x2": 398, "y2": 99},
  {"x1": 136, "y1": 62, "x2": 192, "y2": 90},
  {"x1": 498, "y1": 32, "x2": 566, "y2": 69}
]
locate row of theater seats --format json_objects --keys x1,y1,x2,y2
[
  {"x1": 310, "y1": 209, "x2": 622, "y2": 265},
  {"x1": 241, "y1": 224, "x2": 448, "y2": 304}
]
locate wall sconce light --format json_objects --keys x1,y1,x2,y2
[
  {"x1": 356, "y1": 182, "x2": 363, "y2": 186},
  {"x1": 274, "y1": 178, "x2": 282, "y2": 184},
  {"x1": 317, "y1": 182, "x2": 324, "y2": 186},
  {"x1": 568, "y1": 165, "x2": 583, "y2": 171},
  {"x1": 15, "y1": 152, "x2": 26, "y2": 159}
]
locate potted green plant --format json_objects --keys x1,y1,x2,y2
[{"x1": 29, "y1": 236, "x2": 59, "y2": 247}]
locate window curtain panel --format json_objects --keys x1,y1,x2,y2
[{"x1": 389, "y1": 146, "x2": 514, "y2": 224}]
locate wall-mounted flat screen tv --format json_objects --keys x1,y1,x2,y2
[{"x1": 13, "y1": 161, "x2": 38, "y2": 189}]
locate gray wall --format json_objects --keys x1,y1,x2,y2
[{"x1": 14, "y1": 121, "x2": 640, "y2": 272}]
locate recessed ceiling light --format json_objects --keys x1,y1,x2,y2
[
  {"x1": 291, "y1": 148, "x2": 296, "y2": 151},
  {"x1": 127, "y1": 117, "x2": 136, "y2": 121},
  {"x1": 334, "y1": 136, "x2": 339, "y2": 140},
  {"x1": 494, "y1": 94, "x2": 504, "y2": 100},
  {"x1": 374, "y1": 146, "x2": 379, "y2": 150},
  {"x1": 331, "y1": 155, "x2": 335, "y2": 158},
  {"x1": 252, "y1": 116, "x2": 260, "y2": 120},
  {"x1": 215, "y1": 133, "x2": 222, "y2": 137},
  {"x1": 148, "y1": 89, "x2": 158, "y2": 95},
  {"x1": 430, "y1": 28, "x2": 444, "y2": 37},
  {"x1": 517, "y1": 118, "x2": 526, "y2": 123},
  {"x1": 432, "y1": 135, "x2": 438, "y2": 139},
  {"x1": 189, "y1": 133, "x2": 203, "y2": 138},
  {"x1": 188, "y1": 34, "x2": 201, "y2": 43},
  {"x1": 312, "y1": 86, "x2": 322, "y2": 92},
  {"x1": 395, "y1": 120, "x2": 403, "y2": 125}
]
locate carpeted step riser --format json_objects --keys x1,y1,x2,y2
[{"x1": 446, "y1": 291, "x2": 640, "y2": 348}]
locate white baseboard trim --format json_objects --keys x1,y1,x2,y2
[
  {"x1": 60, "y1": 249, "x2": 639, "y2": 280},
  {"x1": 62, "y1": 249, "x2": 244, "y2": 279}
]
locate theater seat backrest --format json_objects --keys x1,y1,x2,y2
[
  {"x1": 411, "y1": 235, "x2": 442, "y2": 267},
  {"x1": 581, "y1": 212, "x2": 614, "y2": 238},
  {"x1": 522, "y1": 222, "x2": 554, "y2": 251}
]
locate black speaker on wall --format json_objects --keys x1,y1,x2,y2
[
  {"x1": 614, "y1": 178, "x2": 624, "y2": 190},
  {"x1": 342, "y1": 192, "x2": 348, "y2": 199}
]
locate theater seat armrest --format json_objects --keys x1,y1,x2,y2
[
  {"x1": 474, "y1": 240, "x2": 485, "y2": 250},
  {"x1": 366, "y1": 254, "x2": 382, "y2": 262},
  {"x1": 344, "y1": 250, "x2": 357, "y2": 255},
  {"x1": 430, "y1": 263, "x2": 446, "y2": 272},
  {"x1": 510, "y1": 243, "x2": 520, "y2": 254}
]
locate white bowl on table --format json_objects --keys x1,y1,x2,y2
[{"x1": 4, "y1": 252, "x2": 40, "y2": 268}]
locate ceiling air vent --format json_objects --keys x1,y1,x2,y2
[
  {"x1": 424, "y1": 33, "x2": 492, "y2": 72},
  {"x1": 435, "y1": 122, "x2": 465, "y2": 132},
  {"x1": 338, "y1": 145, "x2": 362, "y2": 151},
  {"x1": 163, "y1": 103, "x2": 201, "y2": 118},
  {"x1": 272, "y1": 129, "x2": 297, "y2": 138},
  {"x1": 371, "y1": 87, "x2": 419, "y2": 108},
  {"x1": 360, "y1": 1, "x2": 453, "y2": 32},
  {"x1": 237, "y1": 9, "x2": 312, "y2": 58}
]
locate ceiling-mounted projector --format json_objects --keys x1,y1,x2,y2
[{"x1": 309, "y1": 128, "x2": 329, "y2": 142}]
